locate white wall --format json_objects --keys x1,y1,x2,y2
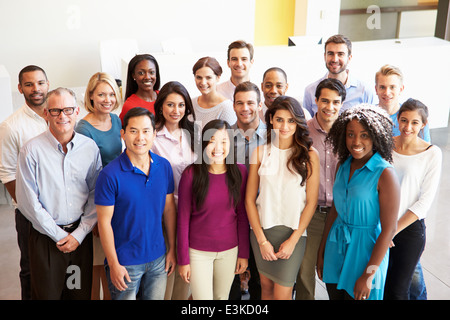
[{"x1": 0, "y1": 0, "x2": 255, "y2": 92}]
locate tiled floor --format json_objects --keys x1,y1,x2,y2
[{"x1": 0, "y1": 122, "x2": 449, "y2": 300}]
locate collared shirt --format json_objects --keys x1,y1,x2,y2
[
  {"x1": 0, "y1": 104, "x2": 48, "y2": 186},
  {"x1": 307, "y1": 115, "x2": 338, "y2": 207},
  {"x1": 95, "y1": 150, "x2": 174, "y2": 266},
  {"x1": 151, "y1": 125, "x2": 197, "y2": 204},
  {"x1": 16, "y1": 130, "x2": 102, "y2": 244},
  {"x1": 303, "y1": 70, "x2": 378, "y2": 117},
  {"x1": 231, "y1": 120, "x2": 267, "y2": 170}
]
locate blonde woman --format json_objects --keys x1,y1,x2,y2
[{"x1": 75, "y1": 72, "x2": 123, "y2": 299}]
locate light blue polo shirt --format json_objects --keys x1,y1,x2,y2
[{"x1": 95, "y1": 150, "x2": 174, "y2": 266}]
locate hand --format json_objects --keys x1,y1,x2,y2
[
  {"x1": 389, "y1": 240, "x2": 395, "y2": 248},
  {"x1": 235, "y1": 258, "x2": 248, "y2": 274},
  {"x1": 275, "y1": 238, "x2": 296, "y2": 260},
  {"x1": 165, "y1": 250, "x2": 177, "y2": 277},
  {"x1": 179, "y1": 264, "x2": 191, "y2": 283},
  {"x1": 56, "y1": 234, "x2": 80, "y2": 253},
  {"x1": 109, "y1": 263, "x2": 131, "y2": 291},
  {"x1": 353, "y1": 273, "x2": 372, "y2": 300},
  {"x1": 259, "y1": 241, "x2": 278, "y2": 261},
  {"x1": 316, "y1": 250, "x2": 324, "y2": 281}
]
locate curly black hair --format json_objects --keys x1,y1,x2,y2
[{"x1": 327, "y1": 104, "x2": 394, "y2": 163}]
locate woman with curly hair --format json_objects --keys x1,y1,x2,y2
[
  {"x1": 317, "y1": 104, "x2": 400, "y2": 300},
  {"x1": 245, "y1": 96, "x2": 320, "y2": 300}
]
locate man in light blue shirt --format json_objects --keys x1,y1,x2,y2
[
  {"x1": 16, "y1": 87, "x2": 102, "y2": 299},
  {"x1": 303, "y1": 34, "x2": 376, "y2": 117}
]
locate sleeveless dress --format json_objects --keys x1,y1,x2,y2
[
  {"x1": 323, "y1": 152, "x2": 391, "y2": 300},
  {"x1": 250, "y1": 143, "x2": 307, "y2": 287}
]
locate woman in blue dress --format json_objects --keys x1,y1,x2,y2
[{"x1": 317, "y1": 104, "x2": 400, "y2": 300}]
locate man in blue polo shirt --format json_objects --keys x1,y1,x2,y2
[{"x1": 95, "y1": 107, "x2": 176, "y2": 300}]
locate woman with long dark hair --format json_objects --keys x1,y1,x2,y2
[
  {"x1": 177, "y1": 120, "x2": 249, "y2": 300},
  {"x1": 245, "y1": 96, "x2": 320, "y2": 300},
  {"x1": 151, "y1": 81, "x2": 198, "y2": 299}
]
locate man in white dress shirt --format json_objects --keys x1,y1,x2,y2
[
  {"x1": 0, "y1": 65, "x2": 49, "y2": 300},
  {"x1": 217, "y1": 40, "x2": 254, "y2": 101}
]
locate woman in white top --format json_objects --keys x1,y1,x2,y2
[
  {"x1": 151, "y1": 81, "x2": 198, "y2": 300},
  {"x1": 384, "y1": 98, "x2": 442, "y2": 300},
  {"x1": 192, "y1": 57, "x2": 236, "y2": 130},
  {"x1": 245, "y1": 96, "x2": 319, "y2": 300}
]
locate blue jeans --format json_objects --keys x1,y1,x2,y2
[
  {"x1": 105, "y1": 254, "x2": 167, "y2": 300},
  {"x1": 410, "y1": 261, "x2": 427, "y2": 300}
]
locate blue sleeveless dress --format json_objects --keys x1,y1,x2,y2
[{"x1": 323, "y1": 152, "x2": 391, "y2": 300}]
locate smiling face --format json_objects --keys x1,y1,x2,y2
[
  {"x1": 18, "y1": 70, "x2": 49, "y2": 108},
  {"x1": 261, "y1": 70, "x2": 288, "y2": 108},
  {"x1": 121, "y1": 115, "x2": 156, "y2": 158},
  {"x1": 233, "y1": 90, "x2": 261, "y2": 128},
  {"x1": 270, "y1": 109, "x2": 297, "y2": 141},
  {"x1": 162, "y1": 93, "x2": 186, "y2": 128},
  {"x1": 90, "y1": 82, "x2": 117, "y2": 115},
  {"x1": 375, "y1": 74, "x2": 404, "y2": 114},
  {"x1": 324, "y1": 42, "x2": 351, "y2": 75},
  {"x1": 227, "y1": 47, "x2": 253, "y2": 81},
  {"x1": 204, "y1": 128, "x2": 230, "y2": 165},
  {"x1": 315, "y1": 88, "x2": 342, "y2": 126},
  {"x1": 398, "y1": 110, "x2": 426, "y2": 139},
  {"x1": 133, "y1": 59, "x2": 157, "y2": 93},
  {"x1": 346, "y1": 119, "x2": 373, "y2": 162},
  {"x1": 194, "y1": 66, "x2": 219, "y2": 95},
  {"x1": 45, "y1": 90, "x2": 80, "y2": 141}
]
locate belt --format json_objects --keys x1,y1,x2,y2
[
  {"x1": 58, "y1": 219, "x2": 80, "y2": 233},
  {"x1": 317, "y1": 205, "x2": 331, "y2": 214}
]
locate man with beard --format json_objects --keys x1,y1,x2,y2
[
  {"x1": 0, "y1": 65, "x2": 49, "y2": 300},
  {"x1": 302, "y1": 34, "x2": 376, "y2": 118}
]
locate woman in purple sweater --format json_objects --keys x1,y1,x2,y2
[{"x1": 177, "y1": 119, "x2": 249, "y2": 300}]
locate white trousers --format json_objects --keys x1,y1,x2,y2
[{"x1": 189, "y1": 246, "x2": 238, "y2": 300}]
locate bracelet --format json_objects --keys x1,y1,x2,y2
[{"x1": 259, "y1": 240, "x2": 268, "y2": 246}]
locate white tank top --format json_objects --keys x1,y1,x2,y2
[{"x1": 256, "y1": 143, "x2": 307, "y2": 233}]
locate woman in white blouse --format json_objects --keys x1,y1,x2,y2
[
  {"x1": 191, "y1": 57, "x2": 237, "y2": 130},
  {"x1": 384, "y1": 98, "x2": 442, "y2": 300},
  {"x1": 245, "y1": 96, "x2": 319, "y2": 300},
  {"x1": 151, "y1": 81, "x2": 199, "y2": 300}
]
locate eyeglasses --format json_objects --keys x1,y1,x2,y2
[{"x1": 47, "y1": 107, "x2": 76, "y2": 116}]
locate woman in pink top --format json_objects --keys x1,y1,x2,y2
[
  {"x1": 119, "y1": 54, "x2": 160, "y2": 121},
  {"x1": 151, "y1": 81, "x2": 198, "y2": 300},
  {"x1": 177, "y1": 119, "x2": 249, "y2": 300}
]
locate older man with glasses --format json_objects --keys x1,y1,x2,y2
[{"x1": 16, "y1": 87, "x2": 102, "y2": 300}]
